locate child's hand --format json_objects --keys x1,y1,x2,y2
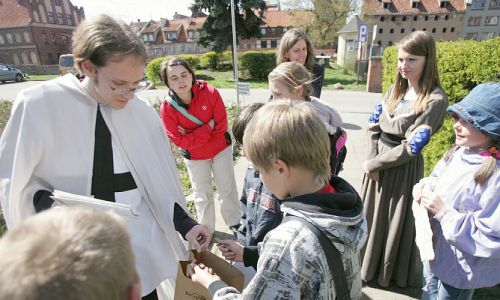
[
  {"x1": 362, "y1": 161, "x2": 379, "y2": 182},
  {"x1": 188, "y1": 260, "x2": 221, "y2": 289},
  {"x1": 420, "y1": 191, "x2": 445, "y2": 215},
  {"x1": 218, "y1": 239, "x2": 244, "y2": 262}
]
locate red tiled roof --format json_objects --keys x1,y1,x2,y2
[
  {"x1": 0, "y1": 0, "x2": 31, "y2": 28},
  {"x1": 363, "y1": 0, "x2": 466, "y2": 14},
  {"x1": 163, "y1": 19, "x2": 184, "y2": 32},
  {"x1": 142, "y1": 21, "x2": 160, "y2": 33}
]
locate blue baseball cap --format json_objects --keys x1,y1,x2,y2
[{"x1": 447, "y1": 82, "x2": 500, "y2": 141}]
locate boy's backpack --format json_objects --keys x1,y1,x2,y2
[
  {"x1": 329, "y1": 127, "x2": 347, "y2": 176},
  {"x1": 285, "y1": 215, "x2": 351, "y2": 300}
]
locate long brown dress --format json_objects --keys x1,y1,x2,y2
[{"x1": 360, "y1": 86, "x2": 448, "y2": 288}]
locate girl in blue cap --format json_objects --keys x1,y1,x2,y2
[{"x1": 414, "y1": 82, "x2": 500, "y2": 300}]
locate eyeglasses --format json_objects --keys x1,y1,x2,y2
[{"x1": 95, "y1": 67, "x2": 148, "y2": 95}]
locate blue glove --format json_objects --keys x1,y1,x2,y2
[
  {"x1": 368, "y1": 102, "x2": 383, "y2": 124},
  {"x1": 410, "y1": 127, "x2": 431, "y2": 154}
]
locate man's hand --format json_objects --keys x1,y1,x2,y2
[
  {"x1": 188, "y1": 260, "x2": 221, "y2": 289},
  {"x1": 185, "y1": 224, "x2": 212, "y2": 253},
  {"x1": 208, "y1": 119, "x2": 215, "y2": 129},
  {"x1": 217, "y1": 239, "x2": 244, "y2": 262}
]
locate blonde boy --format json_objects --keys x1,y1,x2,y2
[
  {"x1": 191, "y1": 101, "x2": 367, "y2": 299},
  {"x1": 0, "y1": 207, "x2": 140, "y2": 300}
]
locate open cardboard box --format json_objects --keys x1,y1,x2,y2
[{"x1": 174, "y1": 250, "x2": 244, "y2": 300}]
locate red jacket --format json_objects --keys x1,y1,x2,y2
[{"x1": 160, "y1": 80, "x2": 229, "y2": 160}]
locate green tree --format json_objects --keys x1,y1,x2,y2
[
  {"x1": 284, "y1": 0, "x2": 355, "y2": 48},
  {"x1": 190, "y1": 0, "x2": 267, "y2": 53}
]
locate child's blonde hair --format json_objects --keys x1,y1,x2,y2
[
  {"x1": 268, "y1": 62, "x2": 314, "y2": 101},
  {"x1": 387, "y1": 30, "x2": 442, "y2": 114},
  {"x1": 243, "y1": 101, "x2": 331, "y2": 183},
  {"x1": 0, "y1": 207, "x2": 138, "y2": 300}
]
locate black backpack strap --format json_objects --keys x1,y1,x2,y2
[{"x1": 285, "y1": 215, "x2": 351, "y2": 300}]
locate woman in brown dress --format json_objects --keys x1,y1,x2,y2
[{"x1": 360, "y1": 31, "x2": 448, "y2": 288}]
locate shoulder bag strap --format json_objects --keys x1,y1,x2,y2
[
  {"x1": 166, "y1": 96, "x2": 204, "y2": 126},
  {"x1": 285, "y1": 215, "x2": 351, "y2": 300}
]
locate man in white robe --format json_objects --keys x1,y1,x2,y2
[{"x1": 0, "y1": 15, "x2": 211, "y2": 299}]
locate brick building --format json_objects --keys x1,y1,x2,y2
[
  {"x1": 362, "y1": 0, "x2": 466, "y2": 50},
  {"x1": 460, "y1": 0, "x2": 500, "y2": 40},
  {"x1": 0, "y1": 0, "x2": 85, "y2": 66}
]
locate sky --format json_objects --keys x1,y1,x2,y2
[{"x1": 71, "y1": 0, "x2": 195, "y2": 23}]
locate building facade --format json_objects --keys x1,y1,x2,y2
[
  {"x1": 362, "y1": 0, "x2": 466, "y2": 49},
  {"x1": 460, "y1": 0, "x2": 500, "y2": 40},
  {"x1": 0, "y1": 0, "x2": 85, "y2": 66}
]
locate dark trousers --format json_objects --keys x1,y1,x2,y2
[{"x1": 142, "y1": 289, "x2": 158, "y2": 300}]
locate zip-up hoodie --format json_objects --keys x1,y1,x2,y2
[
  {"x1": 209, "y1": 176, "x2": 368, "y2": 300},
  {"x1": 160, "y1": 80, "x2": 229, "y2": 160}
]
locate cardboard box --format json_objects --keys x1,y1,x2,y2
[{"x1": 174, "y1": 250, "x2": 244, "y2": 300}]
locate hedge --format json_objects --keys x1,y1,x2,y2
[
  {"x1": 382, "y1": 37, "x2": 500, "y2": 175},
  {"x1": 145, "y1": 56, "x2": 168, "y2": 85},
  {"x1": 239, "y1": 51, "x2": 276, "y2": 80},
  {"x1": 200, "y1": 51, "x2": 221, "y2": 70},
  {"x1": 178, "y1": 54, "x2": 200, "y2": 70}
]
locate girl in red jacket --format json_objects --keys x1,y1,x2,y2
[{"x1": 159, "y1": 57, "x2": 241, "y2": 233}]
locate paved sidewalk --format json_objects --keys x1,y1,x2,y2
[{"x1": 208, "y1": 89, "x2": 420, "y2": 299}]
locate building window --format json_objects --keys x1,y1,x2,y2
[
  {"x1": 389, "y1": 28, "x2": 394, "y2": 33},
  {"x1": 55, "y1": 0, "x2": 62, "y2": 6},
  {"x1": 143, "y1": 33, "x2": 154, "y2": 42},
  {"x1": 380, "y1": 16, "x2": 385, "y2": 21},
  {"x1": 283, "y1": 27, "x2": 288, "y2": 32},
  {"x1": 271, "y1": 40, "x2": 277, "y2": 48},
  {"x1": 402, "y1": 16, "x2": 407, "y2": 21},
  {"x1": 188, "y1": 31, "x2": 194, "y2": 39},
  {"x1": 465, "y1": 32, "x2": 478, "y2": 39},
  {"x1": 260, "y1": 40, "x2": 267, "y2": 48},
  {"x1": 271, "y1": 27, "x2": 277, "y2": 34},
  {"x1": 440, "y1": 1, "x2": 448, "y2": 8},
  {"x1": 432, "y1": 28, "x2": 436, "y2": 33},
  {"x1": 443, "y1": 27, "x2": 447, "y2": 33},
  {"x1": 57, "y1": 12, "x2": 64, "y2": 25},
  {"x1": 451, "y1": 27, "x2": 455, "y2": 32},
  {"x1": 471, "y1": 0, "x2": 486, "y2": 10},
  {"x1": 412, "y1": 1, "x2": 419, "y2": 8},
  {"x1": 468, "y1": 16, "x2": 482, "y2": 26},
  {"x1": 412, "y1": 28, "x2": 416, "y2": 32},
  {"x1": 391, "y1": 16, "x2": 396, "y2": 21},
  {"x1": 66, "y1": 14, "x2": 73, "y2": 26},
  {"x1": 378, "y1": 28, "x2": 383, "y2": 34},
  {"x1": 413, "y1": 16, "x2": 418, "y2": 21},
  {"x1": 23, "y1": 31, "x2": 31, "y2": 42},
  {"x1": 167, "y1": 32, "x2": 177, "y2": 40},
  {"x1": 383, "y1": 2, "x2": 390, "y2": 9},
  {"x1": 490, "y1": 0, "x2": 500, "y2": 9},
  {"x1": 51, "y1": 31, "x2": 56, "y2": 44},
  {"x1": 425, "y1": 16, "x2": 429, "y2": 21},
  {"x1": 6, "y1": 33, "x2": 13, "y2": 43},
  {"x1": 62, "y1": 35, "x2": 68, "y2": 45},
  {"x1": 388, "y1": 41, "x2": 393, "y2": 46},
  {"x1": 14, "y1": 32, "x2": 22, "y2": 43},
  {"x1": 0, "y1": 34, "x2": 4, "y2": 44},
  {"x1": 423, "y1": 28, "x2": 427, "y2": 31},
  {"x1": 401, "y1": 28, "x2": 405, "y2": 33},
  {"x1": 434, "y1": 15, "x2": 439, "y2": 21},
  {"x1": 485, "y1": 16, "x2": 498, "y2": 25},
  {"x1": 48, "y1": 11, "x2": 54, "y2": 23},
  {"x1": 260, "y1": 28, "x2": 266, "y2": 35},
  {"x1": 445, "y1": 15, "x2": 449, "y2": 20},
  {"x1": 41, "y1": 31, "x2": 47, "y2": 44}
]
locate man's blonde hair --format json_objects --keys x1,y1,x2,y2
[
  {"x1": 243, "y1": 101, "x2": 331, "y2": 182},
  {"x1": 72, "y1": 14, "x2": 147, "y2": 71},
  {"x1": 0, "y1": 207, "x2": 139, "y2": 300},
  {"x1": 268, "y1": 62, "x2": 314, "y2": 101}
]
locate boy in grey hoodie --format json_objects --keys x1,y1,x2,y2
[{"x1": 189, "y1": 101, "x2": 367, "y2": 300}]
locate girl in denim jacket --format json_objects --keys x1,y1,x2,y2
[{"x1": 414, "y1": 82, "x2": 500, "y2": 300}]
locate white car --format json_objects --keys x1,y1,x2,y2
[{"x1": 0, "y1": 64, "x2": 25, "y2": 83}]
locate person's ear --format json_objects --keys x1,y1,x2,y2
[
  {"x1": 274, "y1": 159, "x2": 290, "y2": 177},
  {"x1": 80, "y1": 60, "x2": 97, "y2": 78},
  {"x1": 126, "y1": 283, "x2": 141, "y2": 300},
  {"x1": 294, "y1": 86, "x2": 304, "y2": 97}
]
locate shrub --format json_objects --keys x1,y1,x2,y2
[
  {"x1": 200, "y1": 51, "x2": 221, "y2": 70},
  {"x1": 382, "y1": 37, "x2": 500, "y2": 174},
  {"x1": 145, "y1": 56, "x2": 168, "y2": 85},
  {"x1": 178, "y1": 54, "x2": 200, "y2": 70},
  {"x1": 239, "y1": 51, "x2": 276, "y2": 80}
]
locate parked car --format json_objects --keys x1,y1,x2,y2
[{"x1": 0, "y1": 64, "x2": 25, "y2": 83}]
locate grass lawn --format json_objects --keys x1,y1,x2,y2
[{"x1": 27, "y1": 74, "x2": 59, "y2": 81}]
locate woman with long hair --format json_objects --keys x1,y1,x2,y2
[
  {"x1": 276, "y1": 29, "x2": 324, "y2": 97},
  {"x1": 360, "y1": 31, "x2": 448, "y2": 288}
]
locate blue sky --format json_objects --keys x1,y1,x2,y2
[{"x1": 71, "y1": 0, "x2": 194, "y2": 23}]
